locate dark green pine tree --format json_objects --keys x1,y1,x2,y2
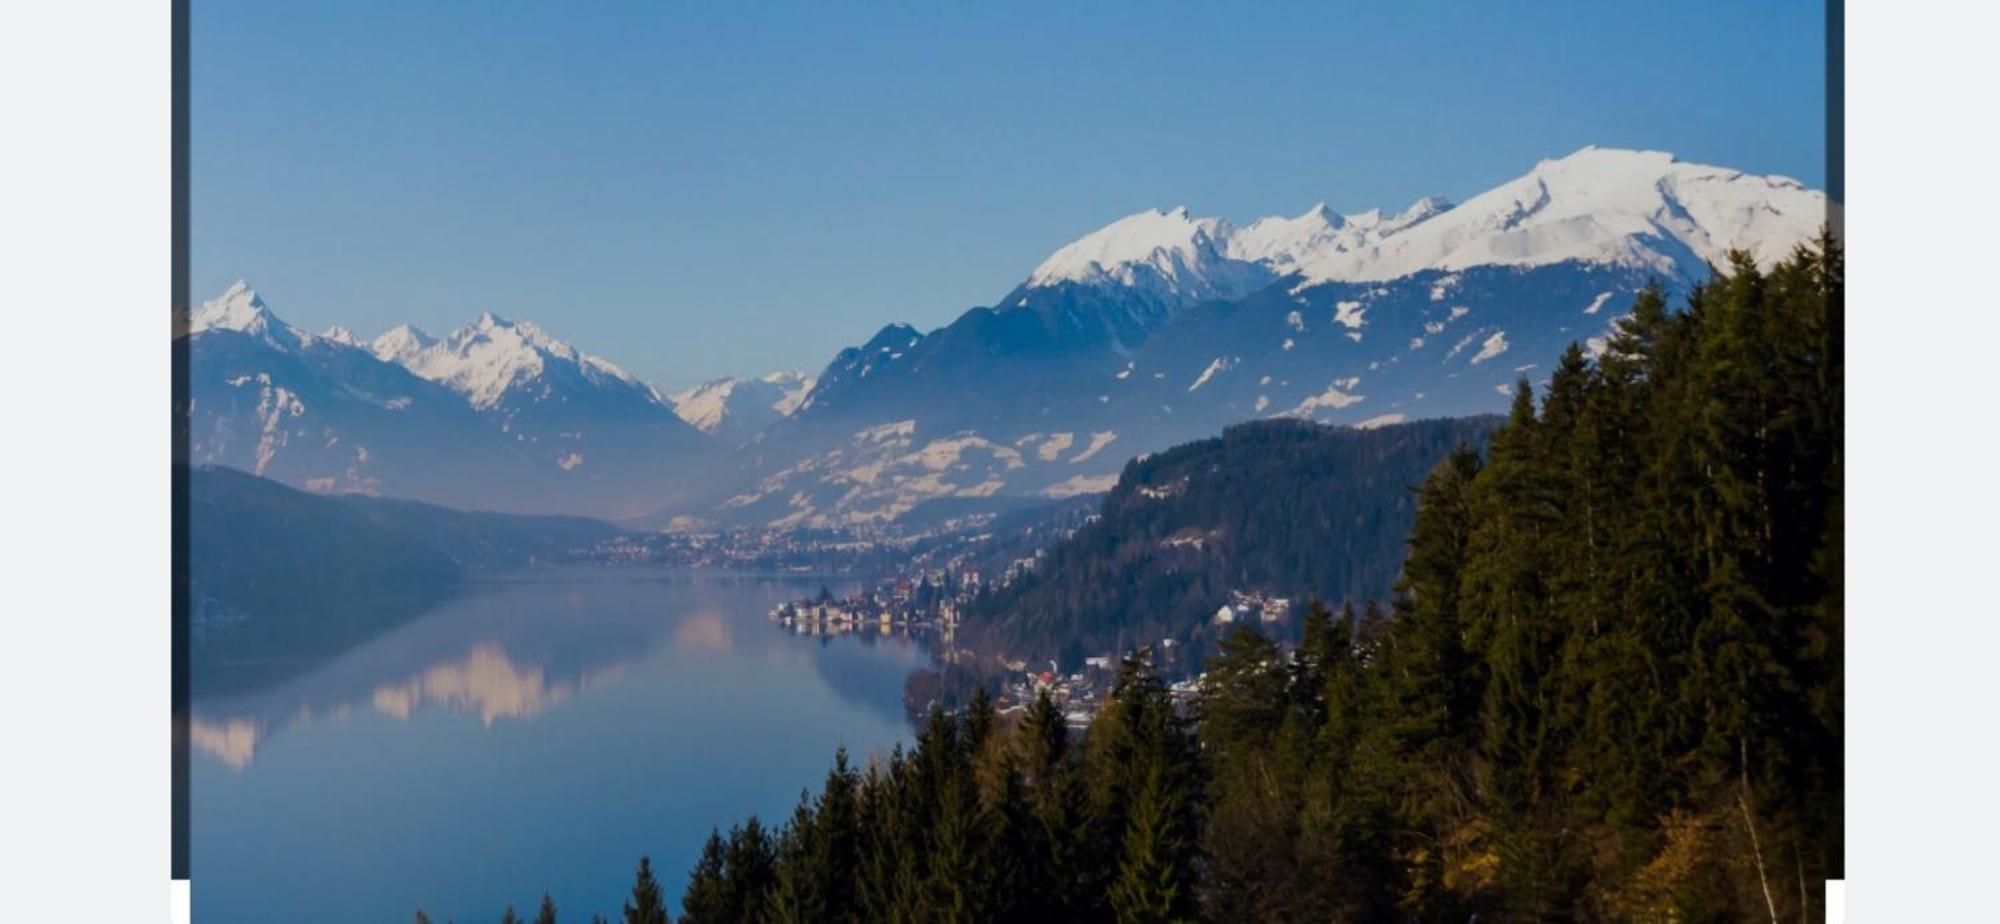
[
  {"x1": 1109, "y1": 761, "x2": 1197, "y2": 924},
  {"x1": 975, "y1": 735, "x2": 1035, "y2": 922},
  {"x1": 1197, "y1": 622, "x2": 1305, "y2": 920},
  {"x1": 1018, "y1": 690, "x2": 1067, "y2": 801},
  {"x1": 1018, "y1": 690, "x2": 1093, "y2": 920},
  {"x1": 1463, "y1": 381, "x2": 1582, "y2": 915},
  {"x1": 853, "y1": 755, "x2": 911, "y2": 923},
  {"x1": 1389, "y1": 445, "x2": 1485, "y2": 751},
  {"x1": 1289, "y1": 600, "x2": 1342, "y2": 726},
  {"x1": 763, "y1": 792, "x2": 825, "y2": 924},
  {"x1": 1376, "y1": 444, "x2": 1489, "y2": 920},
  {"x1": 1307, "y1": 597, "x2": 1399, "y2": 922},
  {"x1": 923, "y1": 753, "x2": 981, "y2": 924},
  {"x1": 500, "y1": 904, "x2": 522, "y2": 924},
  {"x1": 533, "y1": 892, "x2": 556, "y2": 924},
  {"x1": 623, "y1": 856, "x2": 669, "y2": 924},
  {"x1": 722, "y1": 818, "x2": 777, "y2": 922},
  {"x1": 678, "y1": 829, "x2": 728, "y2": 924},
  {"x1": 1198, "y1": 623, "x2": 1288, "y2": 766},
  {"x1": 1096, "y1": 651, "x2": 1201, "y2": 924},
  {"x1": 888, "y1": 743, "x2": 938, "y2": 924},
  {"x1": 811, "y1": 749, "x2": 862, "y2": 922},
  {"x1": 962, "y1": 685, "x2": 997, "y2": 760},
  {"x1": 415, "y1": 912, "x2": 433, "y2": 924}
]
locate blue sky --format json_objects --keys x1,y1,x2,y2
[{"x1": 193, "y1": 0, "x2": 1827, "y2": 389}]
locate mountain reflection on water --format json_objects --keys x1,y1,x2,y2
[
  {"x1": 191, "y1": 569, "x2": 926, "y2": 770},
  {"x1": 190, "y1": 569, "x2": 929, "y2": 924}
]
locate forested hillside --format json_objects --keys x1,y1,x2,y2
[
  {"x1": 188, "y1": 466, "x2": 463, "y2": 639},
  {"x1": 965, "y1": 416, "x2": 1498, "y2": 669},
  {"x1": 457, "y1": 235, "x2": 1841, "y2": 922},
  {"x1": 329, "y1": 492, "x2": 621, "y2": 571}
]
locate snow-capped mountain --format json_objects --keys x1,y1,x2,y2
[
  {"x1": 189, "y1": 281, "x2": 308, "y2": 349},
  {"x1": 371, "y1": 312, "x2": 665, "y2": 414},
  {"x1": 1227, "y1": 197, "x2": 1455, "y2": 276},
  {"x1": 183, "y1": 282, "x2": 538, "y2": 509},
  {"x1": 668, "y1": 371, "x2": 816, "y2": 445},
  {"x1": 368, "y1": 311, "x2": 713, "y2": 516},
  {"x1": 186, "y1": 147, "x2": 1827, "y2": 529},
  {"x1": 368, "y1": 323, "x2": 438, "y2": 369},
  {"x1": 1019, "y1": 147, "x2": 1818, "y2": 304},
  {"x1": 1025, "y1": 206, "x2": 1273, "y2": 319},
  {"x1": 1273, "y1": 146, "x2": 1821, "y2": 284},
  {"x1": 183, "y1": 284, "x2": 715, "y2": 519},
  {"x1": 720, "y1": 147, "x2": 1828, "y2": 528}
]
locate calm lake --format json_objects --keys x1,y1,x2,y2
[{"x1": 190, "y1": 569, "x2": 926, "y2": 923}]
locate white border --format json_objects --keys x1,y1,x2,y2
[
  {"x1": 5, "y1": 1, "x2": 2000, "y2": 918},
  {"x1": 0, "y1": 0, "x2": 171, "y2": 919},
  {"x1": 1847, "y1": 0, "x2": 2000, "y2": 916}
]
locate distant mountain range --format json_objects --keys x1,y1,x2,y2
[
  {"x1": 185, "y1": 146, "x2": 1826, "y2": 526},
  {"x1": 183, "y1": 283, "x2": 715, "y2": 519}
]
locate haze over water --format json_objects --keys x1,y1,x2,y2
[{"x1": 190, "y1": 569, "x2": 925, "y2": 924}]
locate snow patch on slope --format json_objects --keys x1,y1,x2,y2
[
  {"x1": 1070, "y1": 431, "x2": 1119, "y2": 464},
  {"x1": 1470, "y1": 332, "x2": 1510, "y2": 365},
  {"x1": 1189, "y1": 357, "x2": 1235, "y2": 392},
  {"x1": 1289, "y1": 382, "x2": 1366, "y2": 416}
]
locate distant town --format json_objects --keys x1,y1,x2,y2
[{"x1": 769, "y1": 549, "x2": 1300, "y2": 729}]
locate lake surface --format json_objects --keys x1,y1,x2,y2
[{"x1": 190, "y1": 569, "x2": 926, "y2": 923}]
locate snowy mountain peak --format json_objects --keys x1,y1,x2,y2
[
  {"x1": 191, "y1": 280, "x2": 273, "y2": 333},
  {"x1": 1025, "y1": 205, "x2": 1260, "y2": 309},
  {"x1": 1227, "y1": 204, "x2": 1351, "y2": 271},
  {"x1": 765, "y1": 370, "x2": 817, "y2": 417},
  {"x1": 1028, "y1": 206, "x2": 1234, "y2": 287},
  {"x1": 1391, "y1": 195, "x2": 1454, "y2": 227},
  {"x1": 1026, "y1": 146, "x2": 1824, "y2": 305},
  {"x1": 369, "y1": 324, "x2": 437, "y2": 367},
  {"x1": 373, "y1": 312, "x2": 651, "y2": 411},
  {"x1": 669, "y1": 370, "x2": 817, "y2": 438},
  {"x1": 1280, "y1": 145, "x2": 1825, "y2": 285},
  {"x1": 187, "y1": 281, "x2": 319, "y2": 353},
  {"x1": 320, "y1": 325, "x2": 362, "y2": 346}
]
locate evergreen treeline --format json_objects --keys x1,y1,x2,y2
[
  {"x1": 430, "y1": 236, "x2": 1841, "y2": 921},
  {"x1": 678, "y1": 668, "x2": 1199, "y2": 924},
  {"x1": 966, "y1": 415, "x2": 1501, "y2": 670}
]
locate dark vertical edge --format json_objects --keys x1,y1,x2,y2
[
  {"x1": 1826, "y1": 0, "x2": 1845, "y2": 889},
  {"x1": 171, "y1": 0, "x2": 191, "y2": 884}
]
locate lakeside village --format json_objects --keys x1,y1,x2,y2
[
  {"x1": 774, "y1": 566, "x2": 1298, "y2": 730},
  {"x1": 579, "y1": 507, "x2": 1303, "y2": 729}
]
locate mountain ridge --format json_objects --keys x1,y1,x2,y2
[
  {"x1": 188, "y1": 146, "x2": 1826, "y2": 527},
  {"x1": 183, "y1": 284, "x2": 714, "y2": 519}
]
